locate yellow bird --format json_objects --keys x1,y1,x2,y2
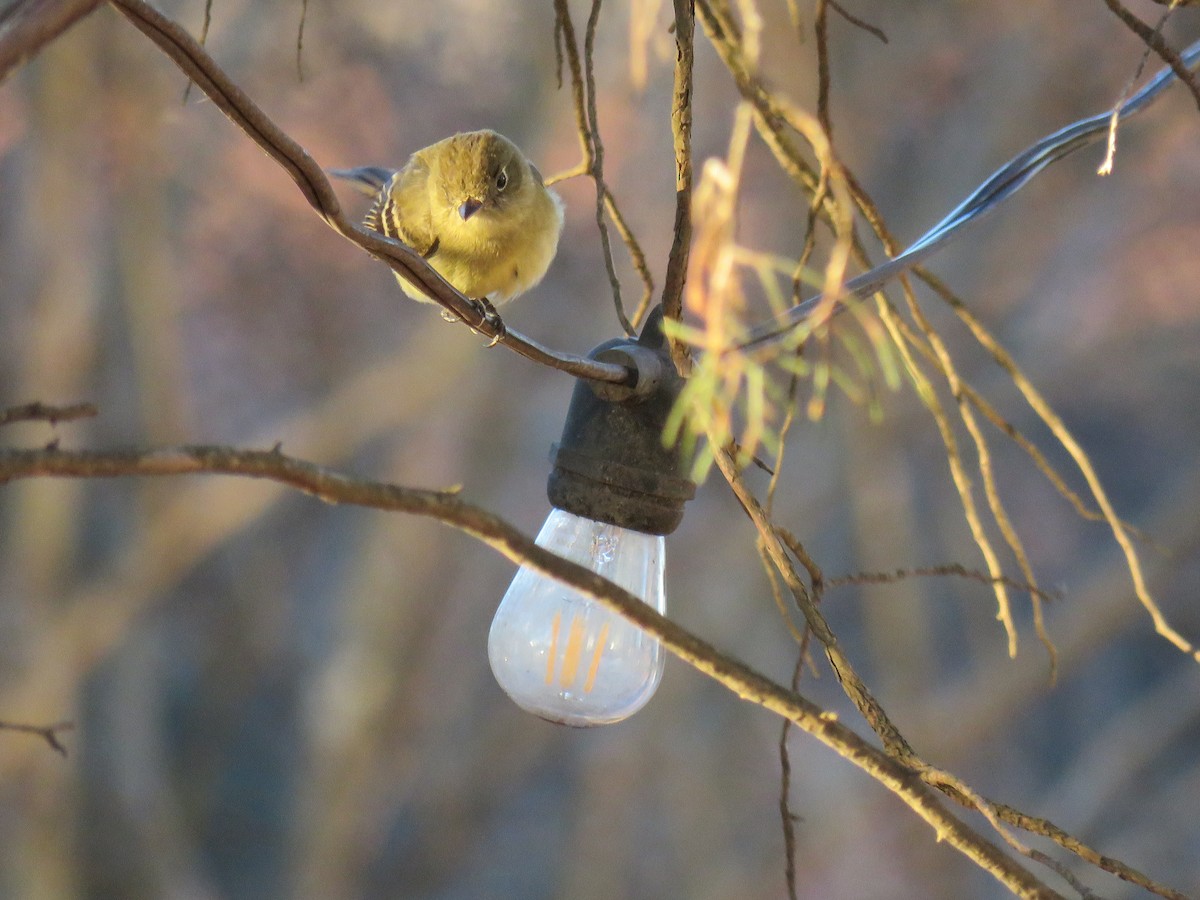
[{"x1": 331, "y1": 130, "x2": 564, "y2": 319}]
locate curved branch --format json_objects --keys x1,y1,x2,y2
[
  {"x1": 103, "y1": 0, "x2": 632, "y2": 387},
  {"x1": 0, "y1": 443, "x2": 1059, "y2": 899},
  {"x1": 0, "y1": 0, "x2": 103, "y2": 82}
]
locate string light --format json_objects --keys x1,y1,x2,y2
[{"x1": 488, "y1": 309, "x2": 695, "y2": 726}]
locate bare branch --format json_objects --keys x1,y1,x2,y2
[
  {"x1": 296, "y1": 0, "x2": 308, "y2": 82},
  {"x1": 0, "y1": 442, "x2": 1061, "y2": 898},
  {"x1": 827, "y1": 1, "x2": 886, "y2": 44},
  {"x1": 827, "y1": 564, "x2": 1061, "y2": 604},
  {"x1": 0, "y1": 0, "x2": 104, "y2": 82},
  {"x1": 661, "y1": 0, "x2": 695, "y2": 374},
  {"x1": 1100, "y1": 0, "x2": 1200, "y2": 111},
  {"x1": 552, "y1": 0, "x2": 654, "y2": 336},
  {"x1": 0, "y1": 401, "x2": 97, "y2": 427},
  {"x1": 0, "y1": 718, "x2": 74, "y2": 757},
  {"x1": 714, "y1": 439, "x2": 1192, "y2": 897},
  {"x1": 778, "y1": 643, "x2": 809, "y2": 900}
]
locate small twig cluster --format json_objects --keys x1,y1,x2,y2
[{"x1": 552, "y1": 0, "x2": 656, "y2": 335}]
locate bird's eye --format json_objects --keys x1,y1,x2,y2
[{"x1": 495, "y1": 168, "x2": 509, "y2": 191}]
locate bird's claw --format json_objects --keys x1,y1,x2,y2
[
  {"x1": 438, "y1": 300, "x2": 506, "y2": 346},
  {"x1": 474, "y1": 298, "x2": 506, "y2": 347}
]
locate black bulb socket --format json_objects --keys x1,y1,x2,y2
[{"x1": 546, "y1": 308, "x2": 696, "y2": 536}]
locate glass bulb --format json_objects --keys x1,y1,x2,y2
[{"x1": 488, "y1": 508, "x2": 666, "y2": 726}]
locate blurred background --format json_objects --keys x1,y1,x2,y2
[{"x1": 1, "y1": 1, "x2": 1199, "y2": 897}]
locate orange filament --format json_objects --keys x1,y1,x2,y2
[
  {"x1": 582, "y1": 623, "x2": 610, "y2": 693},
  {"x1": 560, "y1": 614, "x2": 587, "y2": 687},
  {"x1": 546, "y1": 611, "x2": 562, "y2": 685}
]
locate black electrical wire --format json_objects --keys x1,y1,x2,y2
[{"x1": 739, "y1": 38, "x2": 1200, "y2": 351}]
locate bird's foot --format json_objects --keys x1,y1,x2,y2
[{"x1": 474, "y1": 298, "x2": 506, "y2": 347}]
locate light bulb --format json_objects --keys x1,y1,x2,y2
[{"x1": 488, "y1": 508, "x2": 666, "y2": 726}]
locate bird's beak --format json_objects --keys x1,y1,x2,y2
[{"x1": 458, "y1": 198, "x2": 483, "y2": 221}]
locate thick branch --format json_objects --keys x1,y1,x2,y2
[{"x1": 0, "y1": 443, "x2": 1059, "y2": 898}]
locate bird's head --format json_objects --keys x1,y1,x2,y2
[{"x1": 438, "y1": 130, "x2": 527, "y2": 222}]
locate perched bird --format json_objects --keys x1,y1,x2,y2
[{"x1": 331, "y1": 130, "x2": 564, "y2": 329}]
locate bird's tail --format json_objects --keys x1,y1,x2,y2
[{"x1": 327, "y1": 166, "x2": 396, "y2": 197}]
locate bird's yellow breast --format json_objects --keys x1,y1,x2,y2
[{"x1": 395, "y1": 170, "x2": 564, "y2": 306}]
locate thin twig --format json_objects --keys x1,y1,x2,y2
[
  {"x1": 555, "y1": 0, "x2": 627, "y2": 332},
  {"x1": 827, "y1": 1, "x2": 887, "y2": 44},
  {"x1": 887, "y1": 280, "x2": 1059, "y2": 666},
  {"x1": 827, "y1": 564, "x2": 1061, "y2": 604},
  {"x1": 1100, "y1": 0, "x2": 1200, "y2": 111},
  {"x1": 883, "y1": 283, "x2": 1158, "y2": 548},
  {"x1": 869, "y1": 290, "x2": 1023, "y2": 655},
  {"x1": 899, "y1": 270, "x2": 1050, "y2": 664},
  {"x1": 778, "y1": 644, "x2": 809, "y2": 900},
  {"x1": 804, "y1": 0, "x2": 836, "y2": 416},
  {"x1": 296, "y1": 0, "x2": 308, "y2": 82},
  {"x1": 0, "y1": 402, "x2": 97, "y2": 427},
  {"x1": 581, "y1": 0, "x2": 636, "y2": 333},
  {"x1": 180, "y1": 0, "x2": 212, "y2": 103},
  {"x1": 1027, "y1": 850, "x2": 1101, "y2": 900},
  {"x1": 0, "y1": 719, "x2": 74, "y2": 757},
  {"x1": 814, "y1": 0, "x2": 831, "y2": 136},
  {"x1": 553, "y1": 0, "x2": 654, "y2": 335},
  {"x1": 603, "y1": 192, "x2": 654, "y2": 328},
  {"x1": 1097, "y1": 1, "x2": 1179, "y2": 173},
  {"x1": 758, "y1": 537, "x2": 808, "y2": 645},
  {"x1": 945, "y1": 280, "x2": 1198, "y2": 662},
  {"x1": 987, "y1": 801, "x2": 1191, "y2": 900},
  {"x1": 718, "y1": 443, "x2": 917, "y2": 761}
]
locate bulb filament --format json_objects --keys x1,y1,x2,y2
[{"x1": 546, "y1": 611, "x2": 611, "y2": 693}]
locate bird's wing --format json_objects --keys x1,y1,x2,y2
[
  {"x1": 327, "y1": 165, "x2": 397, "y2": 197},
  {"x1": 366, "y1": 157, "x2": 439, "y2": 259}
]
